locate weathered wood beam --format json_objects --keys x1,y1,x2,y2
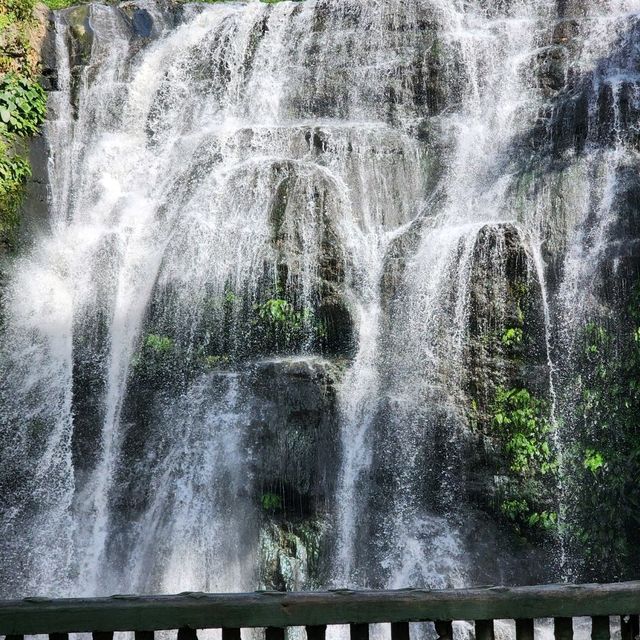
[{"x1": 0, "y1": 582, "x2": 638, "y2": 635}]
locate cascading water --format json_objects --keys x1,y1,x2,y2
[{"x1": 2, "y1": 0, "x2": 640, "y2": 601}]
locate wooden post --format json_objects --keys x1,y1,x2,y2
[
  {"x1": 591, "y1": 616, "x2": 610, "y2": 640},
  {"x1": 475, "y1": 620, "x2": 494, "y2": 640},
  {"x1": 351, "y1": 623, "x2": 369, "y2": 640},
  {"x1": 391, "y1": 621, "x2": 410, "y2": 640},
  {"x1": 515, "y1": 619, "x2": 534, "y2": 640},
  {"x1": 435, "y1": 621, "x2": 453, "y2": 640},
  {"x1": 306, "y1": 625, "x2": 327, "y2": 640},
  {"x1": 621, "y1": 616, "x2": 639, "y2": 640},
  {"x1": 177, "y1": 628, "x2": 198, "y2": 640},
  {"x1": 266, "y1": 627, "x2": 286, "y2": 640},
  {"x1": 555, "y1": 618, "x2": 573, "y2": 640}
]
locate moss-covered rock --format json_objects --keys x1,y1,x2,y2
[{"x1": 259, "y1": 518, "x2": 327, "y2": 591}]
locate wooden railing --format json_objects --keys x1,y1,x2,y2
[{"x1": 0, "y1": 582, "x2": 639, "y2": 640}]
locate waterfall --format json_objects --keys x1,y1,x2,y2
[{"x1": 1, "y1": 0, "x2": 640, "y2": 598}]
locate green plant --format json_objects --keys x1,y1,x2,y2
[
  {"x1": 584, "y1": 322, "x2": 610, "y2": 356},
  {"x1": 144, "y1": 333, "x2": 174, "y2": 353},
  {"x1": 261, "y1": 492, "x2": 283, "y2": 512},
  {"x1": 565, "y1": 297, "x2": 640, "y2": 578},
  {"x1": 41, "y1": 0, "x2": 78, "y2": 8},
  {"x1": 501, "y1": 327, "x2": 523, "y2": 348},
  {"x1": 583, "y1": 448, "x2": 605, "y2": 474},
  {"x1": 501, "y1": 498, "x2": 528, "y2": 521},
  {"x1": 527, "y1": 510, "x2": 557, "y2": 530},
  {"x1": 0, "y1": 145, "x2": 29, "y2": 184},
  {"x1": 0, "y1": 0, "x2": 47, "y2": 245},
  {"x1": 257, "y1": 298, "x2": 308, "y2": 328},
  {"x1": 492, "y1": 387, "x2": 555, "y2": 475},
  {"x1": 0, "y1": 73, "x2": 46, "y2": 135},
  {"x1": 499, "y1": 491, "x2": 558, "y2": 537},
  {"x1": 0, "y1": 0, "x2": 34, "y2": 22}
]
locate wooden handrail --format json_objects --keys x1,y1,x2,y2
[{"x1": 0, "y1": 582, "x2": 638, "y2": 638}]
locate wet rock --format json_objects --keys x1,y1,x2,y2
[
  {"x1": 552, "y1": 18, "x2": 579, "y2": 45},
  {"x1": 463, "y1": 223, "x2": 552, "y2": 530},
  {"x1": 536, "y1": 45, "x2": 568, "y2": 96},
  {"x1": 63, "y1": 4, "x2": 93, "y2": 67},
  {"x1": 246, "y1": 357, "x2": 345, "y2": 515},
  {"x1": 259, "y1": 518, "x2": 328, "y2": 590},
  {"x1": 131, "y1": 8, "x2": 153, "y2": 38}
]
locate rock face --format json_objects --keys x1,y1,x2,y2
[
  {"x1": 246, "y1": 357, "x2": 344, "y2": 514},
  {"x1": 245, "y1": 357, "x2": 344, "y2": 589}
]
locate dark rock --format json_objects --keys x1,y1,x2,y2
[
  {"x1": 131, "y1": 9, "x2": 153, "y2": 38},
  {"x1": 536, "y1": 45, "x2": 568, "y2": 96},
  {"x1": 246, "y1": 356, "x2": 344, "y2": 516}
]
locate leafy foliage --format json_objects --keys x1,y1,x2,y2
[
  {"x1": 492, "y1": 387, "x2": 555, "y2": 475},
  {"x1": 583, "y1": 448, "x2": 604, "y2": 474},
  {"x1": 0, "y1": 0, "x2": 34, "y2": 22},
  {"x1": 144, "y1": 333, "x2": 174, "y2": 354},
  {"x1": 261, "y1": 492, "x2": 283, "y2": 512},
  {"x1": 489, "y1": 386, "x2": 558, "y2": 539},
  {"x1": 0, "y1": 73, "x2": 46, "y2": 134},
  {"x1": 257, "y1": 298, "x2": 310, "y2": 331},
  {"x1": 0, "y1": 0, "x2": 46, "y2": 245},
  {"x1": 566, "y1": 293, "x2": 640, "y2": 579},
  {"x1": 501, "y1": 326, "x2": 523, "y2": 348},
  {"x1": 253, "y1": 293, "x2": 324, "y2": 353},
  {"x1": 41, "y1": 0, "x2": 78, "y2": 9}
]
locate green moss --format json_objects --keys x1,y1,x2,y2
[
  {"x1": 253, "y1": 293, "x2": 324, "y2": 352},
  {"x1": 144, "y1": 333, "x2": 174, "y2": 353},
  {"x1": 261, "y1": 492, "x2": 283, "y2": 512},
  {"x1": 41, "y1": 0, "x2": 78, "y2": 9}
]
